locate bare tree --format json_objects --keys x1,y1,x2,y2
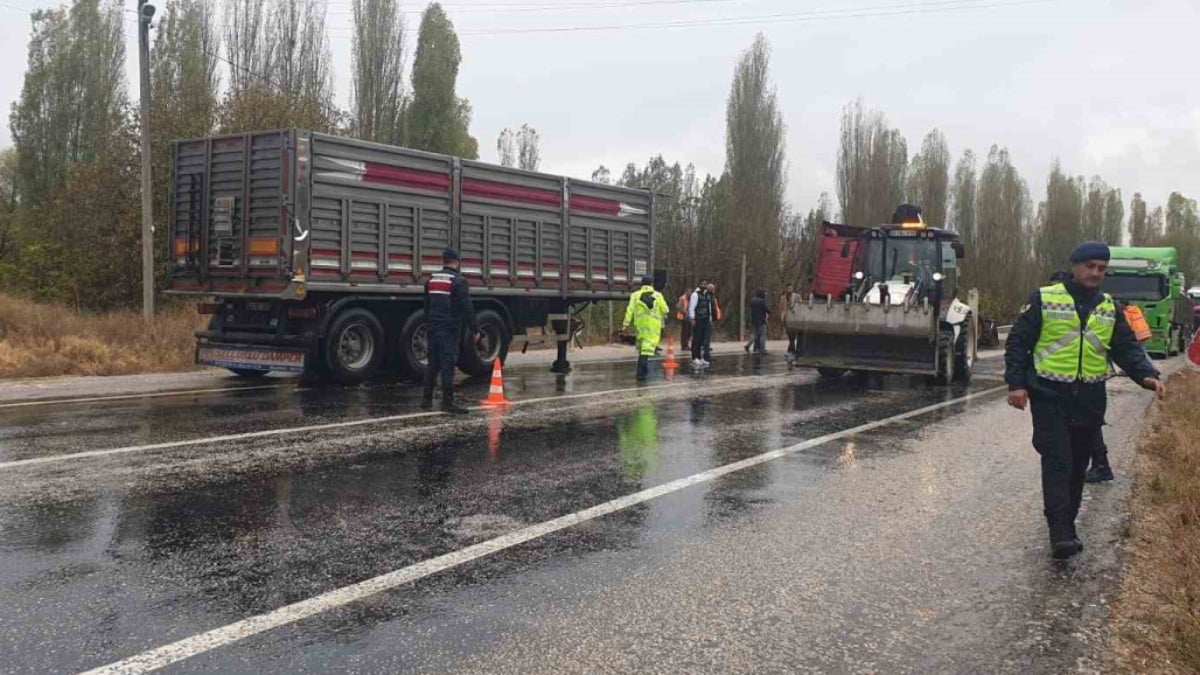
[
  {"x1": 590, "y1": 165, "x2": 612, "y2": 185},
  {"x1": 906, "y1": 129, "x2": 950, "y2": 226},
  {"x1": 1128, "y1": 193, "x2": 1148, "y2": 245},
  {"x1": 1037, "y1": 160, "x2": 1084, "y2": 274},
  {"x1": 1102, "y1": 187, "x2": 1123, "y2": 245},
  {"x1": 948, "y1": 150, "x2": 977, "y2": 245},
  {"x1": 351, "y1": 0, "x2": 405, "y2": 144},
  {"x1": 267, "y1": 0, "x2": 333, "y2": 108},
  {"x1": 726, "y1": 33, "x2": 786, "y2": 298},
  {"x1": 224, "y1": 0, "x2": 268, "y2": 94},
  {"x1": 836, "y1": 99, "x2": 907, "y2": 226},
  {"x1": 976, "y1": 145, "x2": 1032, "y2": 314},
  {"x1": 496, "y1": 124, "x2": 540, "y2": 170}
]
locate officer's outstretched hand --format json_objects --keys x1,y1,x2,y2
[
  {"x1": 1007, "y1": 388, "x2": 1029, "y2": 411},
  {"x1": 1141, "y1": 377, "x2": 1167, "y2": 400}
]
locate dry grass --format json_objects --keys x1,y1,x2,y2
[
  {"x1": 1112, "y1": 369, "x2": 1200, "y2": 674},
  {"x1": 0, "y1": 294, "x2": 202, "y2": 378}
]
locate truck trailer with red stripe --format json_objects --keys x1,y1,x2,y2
[{"x1": 167, "y1": 130, "x2": 655, "y2": 383}]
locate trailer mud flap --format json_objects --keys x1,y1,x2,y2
[{"x1": 197, "y1": 344, "x2": 306, "y2": 373}]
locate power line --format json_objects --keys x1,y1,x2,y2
[
  {"x1": 449, "y1": 0, "x2": 1057, "y2": 35},
  {"x1": 323, "y1": 0, "x2": 746, "y2": 16}
]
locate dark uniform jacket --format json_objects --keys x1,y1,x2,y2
[
  {"x1": 1004, "y1": 278, "x2": 1158, "y2": 426},
  {"x1": 750, "y1": 294, "x2": 770, "y2": 326},
  {"x1": 424, "y1": 266, "x2": 478, "y2": 334}
]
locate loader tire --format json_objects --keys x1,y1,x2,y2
[
  {"x1": 953, "y1": 320, "x2": 974, "y2": 384},
  {"x1": 817, "y1": 367, "x2": 846, "y2": 379},
  {"x1": 930, "y1": 330, "x2": 954, "y2": 386}
]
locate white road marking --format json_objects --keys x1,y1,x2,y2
[
  {"x1": 0, "y1": 382, "x2": 692, "y2": 471},
  {"x1": 0, "y1": 384, "x2": 295, "y2": 410},
  {"x1": 78, "y1": 384, "x2": 1007, "y2": 675}
]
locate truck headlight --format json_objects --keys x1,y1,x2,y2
[
  {"x1": 932, "y1": 272, "x2": 945, "y2": 282},
  {"x1": 853, "y1": 271, "x2": 865, "y2": 280}
]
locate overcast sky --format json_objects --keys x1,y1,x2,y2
[{"x1": 0, "y1": 0, "x2": 1196, "y2": 220}]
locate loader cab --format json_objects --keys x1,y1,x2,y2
[{"x1": 853, "y1": 225, "x2": 962, "y2": 303}]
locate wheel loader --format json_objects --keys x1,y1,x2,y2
[{"x1": 787, "y1": 205, "x2": 977, "y2": 383}]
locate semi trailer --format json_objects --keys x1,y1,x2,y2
[{"x1": 167, "y1": 130, "x2": 655, "y2": 383}]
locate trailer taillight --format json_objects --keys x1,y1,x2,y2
[
  {"x1": 248, "y1": 238, "x2": 280, "y2": 256},
  {"x1": 173, "y1": 237, "x2": 199, "y2": 256},
  {"x1": 288, "y1": 306, "x2": 318, "y2": 320}
]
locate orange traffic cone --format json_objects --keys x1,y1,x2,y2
[
  {"x1": 663, "y1": 338, "x2": 679, "y2": 372},
  {"x1": 480, "y1": 359, "x2": 510, "y2": 407},
  {"x1": 486, "y1": 407, "x2": 503, "y2": 459}
]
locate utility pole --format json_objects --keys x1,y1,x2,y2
[
  {"x1": 739, "y1": 252, "x2": 747, "y2": 344},
  {"x1": 138, "y1": 1, "x2": 156, "y2": 321}
]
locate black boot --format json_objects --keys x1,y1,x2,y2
[
  {"x1": 1049, "y1": 523, "x2": 1083, "y2": 560},
  {"x1": 420, "y1": 388, "x2": 434, "y2": 410},
  {"x1": 636, "y1": 355, "x2": 649, "y2": 382},
  {"x1": 441, "y1": 394, "x2": 470, "y2": 415},
  {"x1": 1085, "y1": 464, "x2": 1114, "y2": 483}
]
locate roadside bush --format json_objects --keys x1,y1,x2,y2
[
  {"x1": 0, "y1": 294, "x2": 200, "y2": 378},
  {"x1": 1112, "y1": 370, "x2": 1200, "y2": 673}
]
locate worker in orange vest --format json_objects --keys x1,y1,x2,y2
[
  {"x1": 1123, "y1": 303, "x2": 1152, "y2": 342},
  {"x1": 677, "y1": 279, "x2": 705, "y2": 351}
]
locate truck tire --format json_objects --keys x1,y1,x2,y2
[
  {"x1": 322, "y1": 307, "x2": 384, "y2": 384},
  {"x1": 953, "y1": 320, "x2": 974, "y2": 384},
  {"x1": 816, "y1": 367, "x2": 846, "y2": 379},
  {"x1": 458, "y1": 309, "x2": 511, "y2": 379},
  {"x1": 397, "y1": 310, "x2": 429, "y2": 381}
]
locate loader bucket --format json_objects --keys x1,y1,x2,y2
[{"x1": 788, "y1": 301, "x2": 939, "y2": 375}]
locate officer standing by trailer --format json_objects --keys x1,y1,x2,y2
[
  {"x1": 1005, "y1": 241, "x2": 1165, "y2": 559},
  {"x1": 421, "y1": 248, "x2": 479, "y2": 415},
  {"x1": 623, "y1": 276, "x2": 669, "y2": 382}
]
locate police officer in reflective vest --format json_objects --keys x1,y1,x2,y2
[
  {"x1": 421, "y1": 248, "x2": 478, "y2": 415},
  {"x1": 1005, "y1": 241, "x2": 1164, "y2": 559},
  {"x1": 623, "y1": 276, "x2": 669, "y2": 382}
]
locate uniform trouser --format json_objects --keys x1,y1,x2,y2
[
  {"x1": 691, "y1": 321, "x2": 713, "y2": 361},
  {"x1": 751, "y1": 324, "x2": 767, "y2": 352},
  {"x1": 422, "y1": 328, "x2": 460, "y2": 398},
  {"x1": 1089, "y1": 434, "x2": 1110, "y2": 469},
  {"x1": 636, "y1": 330, "x2": 660, "y2": 380},
  {"x1": 1031, "y1": 400, "x2": 1101, "y2": 540},
  {"x1": 680, "y1": 320, "x2": 692, "y2": 351},
  {"x1": 786, "y1": 330, "x2": 799, "y2": 355}
]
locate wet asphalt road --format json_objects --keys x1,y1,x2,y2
[{"x1": 0, "y1": 351, "x2": 1161, "y2": 673}]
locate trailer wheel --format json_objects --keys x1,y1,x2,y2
[
  {"x1": 816, "y1": 367, "x2": 846, "y2": 379},
  {"x1": 458, "y1": 309, "x2": 511, "y2": 379},
  {"x1": 397, "y1": 310, "x2": 429, "y2": 380},
  {"x1": 323, "y1": 308, "x2": 384, "y2": 384}
]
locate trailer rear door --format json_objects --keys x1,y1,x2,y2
[{"x1": 169, "y1": 130, "x2": 295, "y2": 294}]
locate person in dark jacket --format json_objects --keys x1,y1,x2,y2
[
  {"x1": 745, "y1": 289, "x2": 771, "y2": 353},
  {"x1": 1005, "y1": 241, "x2": 1164, "y2": 559},
  {"x1": 421, "y1": 248, "x2": 479, "y2": 414},
  {"x1": 688, "y1": 283, "x2": 718, "y2": 366}
]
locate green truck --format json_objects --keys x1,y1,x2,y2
[{"x1": 1102, "y1": 247, "x2": 1192, "y2": 357}]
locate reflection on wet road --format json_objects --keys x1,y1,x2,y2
[{"x1": 0, "y1": 352, "x2": 1135, "y2": 674}]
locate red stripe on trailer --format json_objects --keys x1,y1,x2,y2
[
  {"x1": 570, "y1": 195, "x2": 621, "y2": 216},
  {"x1": 462, "y1": 179, "x2": 561, "y2": 208},
  {"x1": 389, "y1": 253, "x2": 413, "y2": 261},
  {"x1": 311, "y1": 248, "x2": 339, "y2": 257},
  {"x1": 351, "y1": 252, "x2": 375, "y2": 259},
  {"x1": 362, "y1": 162, "x2": 450, "y2": 192}
]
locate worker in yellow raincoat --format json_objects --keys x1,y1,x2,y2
[{"x1": 623, "y1": 276, "x2": 670, "y2": 382}]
